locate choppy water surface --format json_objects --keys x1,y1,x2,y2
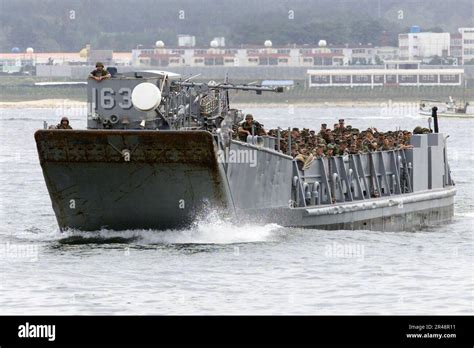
[{"x1": 0, "y1": 105, "x2": 472, "y2": 314}]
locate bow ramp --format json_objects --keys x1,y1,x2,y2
[{"x1": 35, "y1": 130, "x2": 232, "y2": 231}]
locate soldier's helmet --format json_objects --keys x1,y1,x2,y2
[
  {"x1": 96, "y1": 62, "x2": 104, "y2": 68},
  {"x1": 61, "y1": 116, "x2": 69, "y2": 123},
  {"x1": 413, "y1": 126, "x2": 423, "y2": 134},
  {"x1": 422, "y1": 127, "x2": 432, "y2": 134}
]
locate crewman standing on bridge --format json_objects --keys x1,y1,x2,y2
[{"x1": 88, "y1": 62, "x2": 111, "y2": 82}]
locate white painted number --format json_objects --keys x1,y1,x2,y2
[
  {"x1": 101, "y1": 88, "x2": 115, "y2": 109},
  {"x1": 118, "y1": 88, "x2": 132, "y2": 109}
]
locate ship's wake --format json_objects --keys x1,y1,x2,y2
[{"x1": 57, "y1": 210, "x2": 283, "y2": 245}]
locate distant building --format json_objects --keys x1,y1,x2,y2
[
  {"x1": 450, "y1": 33, "x2": 463, "y2": 64},
  {"x1": 0, "y1": 51, "x2": 132, "y2": 75},
  {"x1": 399, "y1": 32, "x2": 450, "y2": 60},
  {"x1": 178, "y1": 35, "x2": 196, "y2": 47},
  {"x1": 298, "y1": 42, "x2": 345, "y2": 66},
  {"x1": 459, "y1": 28, "x2": 474, "y2": 64},
  {"x1": 374, "y1": 46, "x2": 400, "y2": 62},
  {"x1": 347, "y1": 46, "x2": 377, "y2": 65},
  {"x1": 134, "y1": 48, "x2": 184, "y2": 67},
  {"x1": 131, "y1": 43, "x2": 399, "y2": 68},
  {"x1": 308, "y1": 60, "x2": 464, "y2": 88}
]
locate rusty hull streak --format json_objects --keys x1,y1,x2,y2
[{"x1": 34, "y1": 129, "x2": 217, "y2": 166}]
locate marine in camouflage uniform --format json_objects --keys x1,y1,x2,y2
[
  {"x1": 267, "y1": 121, "x2": 413, "y2": 157},
  {"x1": 88, "y1": 62, "x2": 111, "y2": 81},
  {"x1": 237, "y1": 114, "x2": 266, "y2": 141},
  {"x1": 56, "y1": 117, "x2": 72, "y2": 129}
]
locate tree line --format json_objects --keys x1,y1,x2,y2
[{"x1": 0, "y1": 0, "x2": 472, "y2": 52}]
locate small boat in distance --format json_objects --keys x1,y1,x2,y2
[{"x1": 419, "y1": 97, "x2": 474, "y2": 118}]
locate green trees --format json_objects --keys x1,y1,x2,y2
[{"x1": 0, "y1": 0, "x2": 471, "y2": 52}]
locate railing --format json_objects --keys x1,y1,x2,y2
[
  {"x1": 230, "y1": 132, "x2": 452, "y2": 208},
  {"x1": 291, "y1": 149, "x2": 416, "y2": 207},
  {"x1": 245, "y1": 135, "x2": 277, "y2": 150}
]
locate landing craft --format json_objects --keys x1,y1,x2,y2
[{"x1": 35, "y1": 69, "x2": 455, "y2": 232}]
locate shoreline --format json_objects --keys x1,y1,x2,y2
[
  {"x1": 0, "y1": 99, "x2": 86, "y2": 109},
  {"x1": 233, "y1": 101, "x2": 403, "y2": 108},
  {"x1": 0, "y1": 98, "x2": 421, "y2": 109}
]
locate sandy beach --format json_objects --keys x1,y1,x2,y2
[{"x1": 0, "y1": 99, "x2": 86, "y2": 109}]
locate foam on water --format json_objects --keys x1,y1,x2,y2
[
  {"x1": 57, "y1": 210, "x2": 283, "y2": 245},
  {"x1": 456, "y1": 211, "x2": 474, "y2": 218}
]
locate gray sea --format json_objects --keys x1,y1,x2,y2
[{"x1": 0, "y1": 104, "x2": 472, "y2": 315}]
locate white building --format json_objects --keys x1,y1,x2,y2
[
  {"x1": 131, "y1": 45, "x2": 402, "y2": 68},
  {"x1": 177, "y1": 35, "x2": 196, "y2": 47},
  {"x1": 450, "y1": 33, "x2": 463, "y2": 64},
  {"x1": 459, "y1": 28, "x2": 474, "y2": 64},
  {"x1": 399, "y1": 32, "x2": 450, "y2": 60},
  {"x1": 308, "y1": 60, "x2": 464, "y2": 88},
  {"x1": 374, "y1": 47, "x2": 399, "y2": 61},
  {"x1": 131, "y1": 45, "x2": 347, "y2": 67}
]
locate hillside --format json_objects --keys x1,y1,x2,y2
[{"x1": 0, "y1": 0, "x2": 472, "y2": 52}]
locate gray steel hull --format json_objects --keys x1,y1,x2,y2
[
  {"x1": 245, "y1": 187, "x2": 455, "y2": 232},
  {"x1": 35, "y1": 130, "x2": 232, "y2": 231},
  {"x1": 35, "y1": 130, "x2": 455, "y2": 232}
]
